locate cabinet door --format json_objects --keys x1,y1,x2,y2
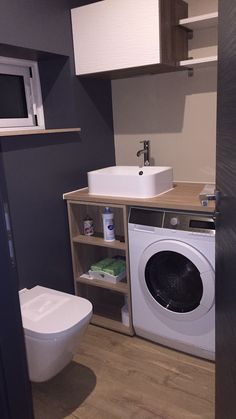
[{"x1": 71, "y1": 0, "x2": 161, "y2": 75}]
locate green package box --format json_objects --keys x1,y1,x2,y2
[
  {"x1": 90, "y1": 258, "x2": 114, "y2": 272},
  {"x1": 90, "y1": 257, "x2": 126, "y2": 277},
  {"x1": 103, "y1": 259, "x2": 126, "y2": 276}
]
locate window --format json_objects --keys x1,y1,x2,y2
[{"x1": 0, "y1": 56, "x2": 45, "y2": 130}]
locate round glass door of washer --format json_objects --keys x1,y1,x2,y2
[{"x1": 139, "y1": 240, "x2": 214, "y2": 321}]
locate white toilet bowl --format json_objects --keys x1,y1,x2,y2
[{"x1": 19, "y1": 285, "x2": 92, "y2": 382}]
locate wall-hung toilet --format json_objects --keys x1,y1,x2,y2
[{"x1": 19, "y1": 285, "x2": 92, "y2": 383}]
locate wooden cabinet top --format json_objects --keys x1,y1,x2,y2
[{"x1": 63, "y1": 182, "x2": 215, "y2": 213}]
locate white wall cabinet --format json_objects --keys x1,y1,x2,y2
[{"x1": 71, "y1": 0, "x2": 188, "y2": 78}]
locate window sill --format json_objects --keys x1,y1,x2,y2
[{"x1": 0, "y1": 128, "x2": 81, "y2": 137}]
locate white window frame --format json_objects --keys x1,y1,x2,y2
[{"x1": 0, "y1": 56, "x2": 45, "y2": 130}]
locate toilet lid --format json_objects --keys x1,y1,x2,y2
[{"x1": 19, "y1": 286, "x2": 92, "y2": 339}]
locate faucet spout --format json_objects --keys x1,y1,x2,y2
[
  {"x1": 136, "y1": 140, "x2": 150, "y2": 166},
  {"x1": 136, "y1": 149, "x2": 144, "y2": 157}
]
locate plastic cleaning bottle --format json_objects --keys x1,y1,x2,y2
[{"x1": 102, "y1": 207, "x2": 115, "y2": 241}]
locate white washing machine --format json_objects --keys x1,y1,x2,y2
[{"x1": 128, "y1": 207, "x2": 215, "y2": 360}]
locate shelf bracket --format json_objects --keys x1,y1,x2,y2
[
  {"x1": 188, "y1": 68, "x2": 194, "y2": 77},
  {"x1": 180, "y1": 26, "x2": 193, "y2": 40},
  {"x1": 187, "y1": 30, "x2": 193, "y2": 40}
]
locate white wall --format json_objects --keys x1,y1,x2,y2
[
  {"x1": 112, "y1": 0, "x2": 218, "y2": 183},
  {"x1": 186, "y1": 0, "x2": 217, "y2": 16}
]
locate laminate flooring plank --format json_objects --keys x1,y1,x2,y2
[{"x1": 32, "y1": 325, "x2": 215, "y2": 419}]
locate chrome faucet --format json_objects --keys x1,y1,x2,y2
[{"x1": 136, "y1": 140, "x2": 150, "y2": 166}]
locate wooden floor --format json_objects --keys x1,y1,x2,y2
[{"x1": 33, "y1": 325, "x2": 215, "y2": 419}]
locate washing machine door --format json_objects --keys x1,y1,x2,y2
[{"x1": 139, "y1": 239, "x2": 214, "y2": 321}]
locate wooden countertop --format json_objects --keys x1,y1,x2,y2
[{"x1": 63, "y1": 183, "x2": 215, "y2": 213}]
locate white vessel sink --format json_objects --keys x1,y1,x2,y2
[{"x1": 87, "y1": 166, "x2": 173, "y2": 198}]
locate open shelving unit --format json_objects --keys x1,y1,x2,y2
[
  {"x1": 178, "y1": 10, "x2": 218, "y2": 70},
  {"x1": 67, "y1": 200, "x2": 134, "y2": 336}
]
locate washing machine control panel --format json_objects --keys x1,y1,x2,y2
[
  {"x1": 164, "y1": 212, "x2": 215, "y2": 234},
  {"x1": 129, "y1": 208, "x2": 215, "y2": 235}
]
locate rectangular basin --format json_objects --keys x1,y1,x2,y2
[{"x1": 87, "y1": 166, "x2": 173, "y2": 198}]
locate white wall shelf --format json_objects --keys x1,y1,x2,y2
[
  {"x1": 180, "y1": 55, "x2": 218, "y2": 69},
  {"x1": 179, "y1": 12, "x2": 218, "y2": 31}
]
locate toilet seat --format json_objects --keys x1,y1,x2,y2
[{"x1": 19, "y1": 286, "x2": 92, "y2": 340}]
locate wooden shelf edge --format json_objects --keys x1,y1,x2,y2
[
  {"x1": 65, "y1": 197, "x2": 126, "y2": 209},
  {"x1": 72, "y1": 234, "x2": 126, "y2": 250},
  {"x1": 0, "y1": 128, "x2": 81, "y2": 137},
  {"x1": 179, "y1": 12, "x2": 218, "y2": 30},
  {"x1": 91, "y1": 314, "x2": 134, "y2": 336},
  {"x1": 77, "y1": 273, "x2": 128, "y2": 294}
]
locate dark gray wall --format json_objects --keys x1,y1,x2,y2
[
  {"x1": 0, "y1": 0, "x2": 115, "y2": 293},
  {"x1": 0, "y1": 154, "x2": 34, "y2": 419}
]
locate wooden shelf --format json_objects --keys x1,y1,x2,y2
[
  {"x1": 180, "y1": 55, "x2": 218, "y2": 69},
  {"x1": 179, "y1": 12, "x2": 218, "y2": 30},
  {"x1": 0, "y1": 128, "x2": 81, "y2": 137},
  {"x1": 67, "y1": 199, "x2": 133, "y2": 336},
  {"x1": 91, "y1": 314, "x2": 133, "y2": 335},
  {"x1": 78, "y1": 273, "x2": 128, "y2": 294},
  {"x1": 72, "y1": 234, "x2": 126, "y2": 250}
]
